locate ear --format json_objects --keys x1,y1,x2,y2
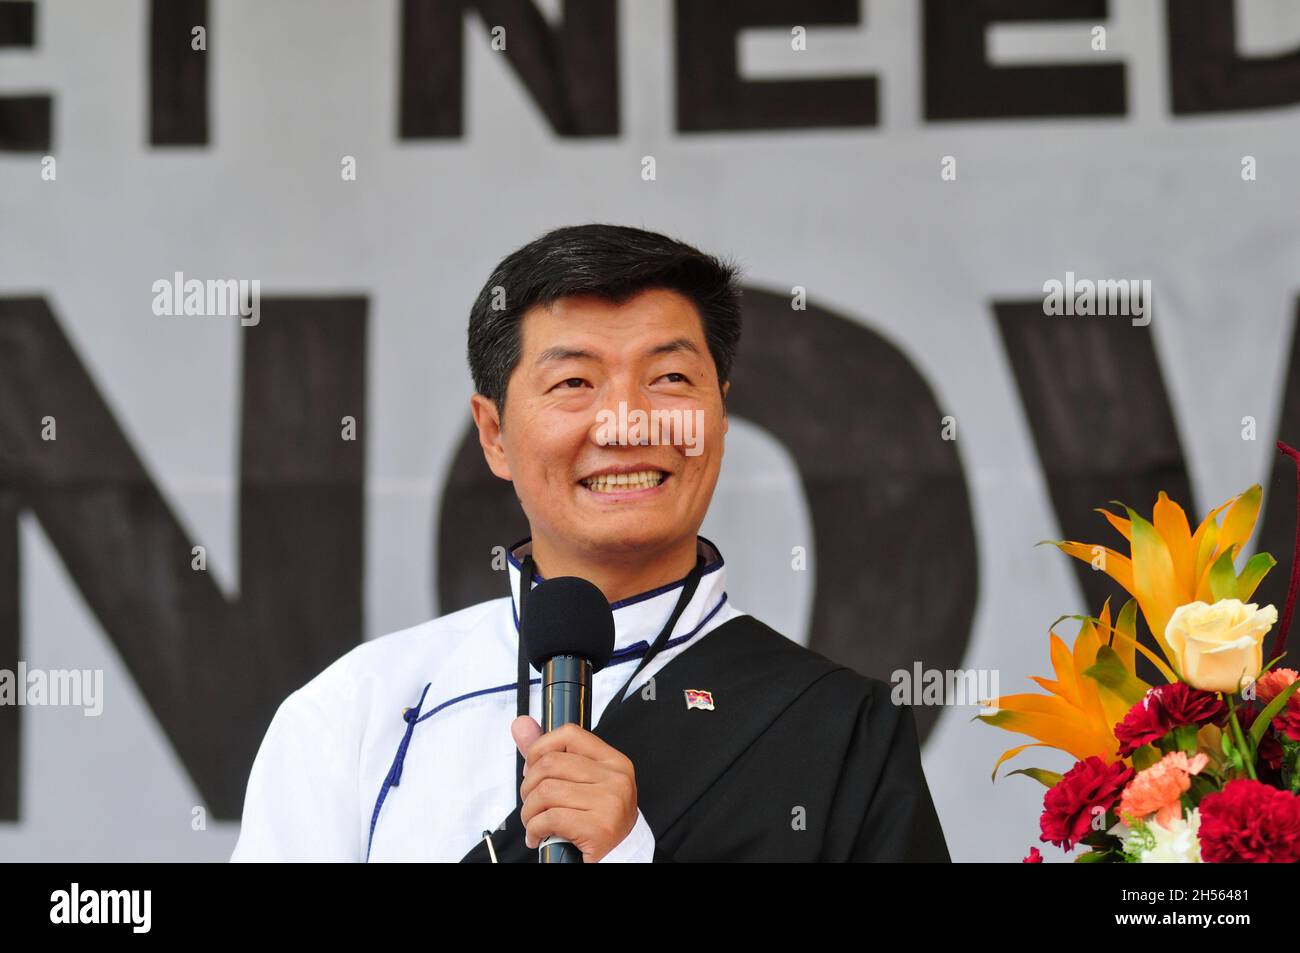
[
  {"x1": 720, "y1": 380, "x2": 730, "y2": 434},
  {"x1": 470, "y1": 394, "x2": 513, "y2": 481}
]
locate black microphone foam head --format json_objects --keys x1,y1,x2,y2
[{"x1": 521, "y1": 576, "x2": 616, "y2": 673}]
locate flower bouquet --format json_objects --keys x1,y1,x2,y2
[{"x1": 981, "y1": 442, "x2": 1300, "y2": 863}]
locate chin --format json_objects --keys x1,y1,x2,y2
[{"x1": 576, "y1": 525, "x2": 676, "y2": 557}]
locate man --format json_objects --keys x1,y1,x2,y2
[{"x1": 230, "y1": 223, "x2": 950, "y2": 862}]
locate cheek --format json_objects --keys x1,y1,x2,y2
[
  {"x1": 681, "y1": 418, "x2": 725, "y2": 492},
  {"x1": 511, "y1": 407, "x2": 588, "y2": 484}
]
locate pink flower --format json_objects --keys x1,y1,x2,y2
[
  {"x1": 1251, "y1": 666, "x2": 1300, "y2": 745},
  {"x1": 1255, "y1": 668, "x2": 1298, "y2": 704},
  {"x1": 1118, "y1": 751, "x2": 1208, "y2": 831}
]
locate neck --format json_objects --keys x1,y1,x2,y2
[{"x1": 527, "y1": 534, "x2": 700, "y2": 605}]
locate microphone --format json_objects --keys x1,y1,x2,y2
[{"x1": 520, "y1": 576, "x2": 615, "y2": 863}]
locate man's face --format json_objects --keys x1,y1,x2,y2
[{"x1": 471, "y1": 288, "x2": 728, "y2": 564}]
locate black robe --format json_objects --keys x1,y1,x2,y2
[{"x1": 462, "y1": 614, "x2": 951, "y2": 862}]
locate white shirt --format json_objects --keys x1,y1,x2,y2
[{"x1": 229, "y1": 538, "x2": 742, "y2": 862}]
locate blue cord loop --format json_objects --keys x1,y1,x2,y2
[
  {"x1": 366, "y1": 681, "x2": 432, "y2": 860},
  {"x1": 387, "y1": 685, "x2": 430, "y2": 787}
]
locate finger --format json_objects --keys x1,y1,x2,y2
[
  {"x1": 523, "y1": 806, "x2": 592, "y2": 851},
  {"x1": 519, "y1": 750, "x2": 609, "y2": 801},
  {"x1": 523, "y1": 723, "x2": 627, "y2": 773},
  {"x1": 519, "y1": 776, "x2": 610, "y2": 827},
  {"x1": 511, "y1": 715, "x2": 543, "y2": 768}
]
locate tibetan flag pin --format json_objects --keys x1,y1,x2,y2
[{"x1": 683, "y1": 688, "x2": 715, "y2": 711}]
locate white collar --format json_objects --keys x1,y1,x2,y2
[{"x1": 506, "y1": 537, "x2": 729, "y2": 661}]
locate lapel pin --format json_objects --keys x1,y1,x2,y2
[{"x1": 683, "y1": 688, "x2": 715, "y2": 711}]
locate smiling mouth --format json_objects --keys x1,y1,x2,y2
[{"x1": 580, "y1": 469, "x2": 668, "y2": 493}]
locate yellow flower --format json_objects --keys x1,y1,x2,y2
[{"x1": 1044, "y1": 487, "x2": 1274, "y2": 676}]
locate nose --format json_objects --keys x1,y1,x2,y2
[{"x1": 589, "y1": 373, "x2": 652, "y2": 447}]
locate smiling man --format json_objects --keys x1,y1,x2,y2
[{"x1": 230, "y1": 223, "x2": 950, "y2": 863}]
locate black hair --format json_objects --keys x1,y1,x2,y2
[{"x1": 467, "y1": 223, "x2": 743, "y2": 414}]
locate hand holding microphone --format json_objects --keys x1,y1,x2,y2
[{"x1": 515, "y1": 576, "x2": 638, "y2": 863}]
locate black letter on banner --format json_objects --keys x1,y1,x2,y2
[
  {"x1": 676, "y1": 0, "x2": 876, "y2": 132},
  {"x1": 1167, "y1": 0, "x2": 1300, "y2": 114},
  {"x1": 1252, "y1": 300, "x2": 1300, "y2": 624},
  {"x1": 0, "y1": 297, "x2": 365, "y2": 819},
  {"x1": 994, "y1": 301, "x2": 1189, "y2": 685},
  {"x1": 150, "y1": 0, "x2": 208, "y2": 145},
  {"x1": 436, "y1": 288, "x2": 976, "y2": 744},
  {"x1": 0, "y1": 1, "x2": 52, "y2": 151},
  {"x1": 400, "y1": 0, "x2": 618, "y2": 138},
  {"x1": 924, "y1": 0, "x2": 1125, "y2": 120}
]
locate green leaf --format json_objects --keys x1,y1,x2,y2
[
  {"x1": 1188, "y1": 776, "x2": 1218, "y2": 800},
  {"x1": 1132, "y1": 744, "x2": 1161, "y2": 771},
  {"x1": 1049, "y1": 612, "x2": 1102, "y2": 630},
  {"x1": 1282, "y1": 739, "x2": 1300, "y2": 793},
  {"x1": 1220, "y1": 731, "x2": 1245, "y2": 772},
  {"x1": 1237, "y1": 552, "x2": 1276, "y2": 601},
  {"x1": 1208, "y1": 549, "x2": 1240, "y2": 602},
  {"x1": 1172, "y1": 724, "x2": 1201, "y2": 754},
  {"x1": 1005, "y1": 767, "x2": 1063, "y2": 789},
  {"x1": 1261, "y1": 652, "x2": 1288, "y2": 676},
  {"x1": 1084, "y1": 645, "x2": 1149, "y2": 707},
  {"x1": 1249, "y1": 678, "x2": 1300, "y2": 747}
]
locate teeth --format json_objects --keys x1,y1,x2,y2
[{"x1": 582, "y1": 470, "x2": 665, "y2": 493}]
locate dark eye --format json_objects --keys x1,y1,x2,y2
[
  {"x1": 659, "y1": 372, "x2": 689, "y2": 384},
  {"x1": 554, "y1": 378, "x2": 588, "y2": 390}
]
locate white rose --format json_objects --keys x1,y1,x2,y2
[{"x1": 1165, "y1": 599, "x2": 1277, "y2": 694}]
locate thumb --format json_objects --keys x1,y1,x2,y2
[{"x1": 511, "y1": 715, "x2": 543, "y2": 771}]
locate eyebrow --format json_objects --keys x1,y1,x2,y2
[
  {"x1": 535, "y1": 346, "x2": 596, "y2": 366},
  {"x1": 534, "y1": 338, "x2": 701, "y2": 366},
  {"x1": 646, "y1": 338, "x2": 701, "y2": 359}
]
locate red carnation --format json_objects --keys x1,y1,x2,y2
[
  {"x1": 1273, "y1": 692, "x2": 1300, "y2": 744},
  {"x1": 1114, "y1": 694, "x2": 1166, "y2": 757},
  {"x1": 1040, "y1": 756, "x2": 1134, "y2": 851},
  {"x1": 1199, "y1": 780, "x2": 1300, "y2": 863},
  {"x1": 1159, "y1": 682, "x2": 1227, "y2": 727},
  {"x1": 1022, "y1": 846, "x2": 1043, "y2": 863},
  {"x1": 1114, "y1": 683, "x2": 1225, "y2": 757}
]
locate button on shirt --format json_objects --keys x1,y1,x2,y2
[{"x1": 230, "y1": 538, "x2": 741, "y2": 862}]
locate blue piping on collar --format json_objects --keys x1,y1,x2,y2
[
  {"x1": 506, "y1": 536, "x2": 726, "y2": 614},
  {"x1": 447, "y1": 591, "x2": 727, "y2": 725},
  {"x1": 509, "y1": 563, "x2": 724, "y2": 633}
]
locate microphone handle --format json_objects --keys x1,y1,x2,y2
[{"x1": 539, "y1": 654, "x2": 593, "y2": 864}]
